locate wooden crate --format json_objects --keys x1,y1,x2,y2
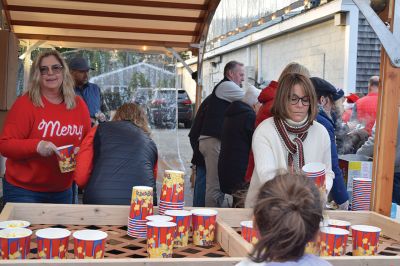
[{"x1": 0, "y1": 203, "x2": 399, "y2": 265}]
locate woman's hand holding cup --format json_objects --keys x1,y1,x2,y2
[{"x1": 36, "y1": 141, "x2": 60, "y2": 157}]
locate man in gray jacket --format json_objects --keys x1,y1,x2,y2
[{"x1": 357, "y1": 116, "x2": 400, "y2": 204}]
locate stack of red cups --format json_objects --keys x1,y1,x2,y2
[
  {"x1": 159, "y1": 170, "x2": 185, "y2": 215},
  {"x1": 128, "y1": 186, "x2": 153, "y2": 238},
  {"x1": 351, "y1": 178, "x2": 372, "y2": 211}
]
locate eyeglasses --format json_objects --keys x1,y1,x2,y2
[
  {"x1": 39, "y1": 64, "x2": 63, "y2": 75},
  {"x1": 290, "y1": 95, "x2": 310, "y2": 106}
]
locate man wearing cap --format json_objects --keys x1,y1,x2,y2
[
  {"x1": 69, "y1": 57, "x2": 106, "y2": 125},
  {"x1": 311, "y1": 77, "x2": 349, "y2": 210}
]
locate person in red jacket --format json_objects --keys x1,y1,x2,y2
[
  {"x1": 342, "y1": 93, "x2": 359, "y2": 123},
  {"x1": 244, "y1": 62, "x2": 310, "y2": 182},
  {"x1": 0, "y1": 50, "x2": 91, "y2": 204},
  {"x1": 350, "y1": 76, "x2": 379, "y2": 135}
]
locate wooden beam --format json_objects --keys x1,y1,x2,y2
[
  {"x1": 10, "y1": 20, "x2": 197, "y2": 36},
  {"x1": 15, "y1": 33, "x2": 191, "y2": 48},
  {"x1": 194, "y1": 1, "x2": 220, "y2": 111},
  {"x1": 59, "y1": 0, "x2": 208, "y2": 10},
  {"x1": 6, "y1": 5, "x2": 203, "y2": 23},
  {"x1": 0, "y1": 0, "x2": 12, "y2": 30},
  {"x1": 372, "y1": 0, "x2": 400, "y2": 216},
  {"x1": 193, "y1": 0, "x2": 220, "y2": 44}
]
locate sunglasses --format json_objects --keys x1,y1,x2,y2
[{"x1": 39, "y1": 64, "x2": 63, "y2": 75}]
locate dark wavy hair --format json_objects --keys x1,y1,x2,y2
[{"x1": 250, "y1": 172, "x2": 323, "y2": 262}]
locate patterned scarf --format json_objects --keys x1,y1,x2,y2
[{"x1": 273, "y1": 117, "x2": 312, "y2": 172}]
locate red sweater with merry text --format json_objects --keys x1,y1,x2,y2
[{"x1": 0, "y1": 94, "x2": 91, "y2": 192}]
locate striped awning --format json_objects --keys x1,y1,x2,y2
[{"x1": 1, "y1": 0, "x2": 220, "y2": 53}]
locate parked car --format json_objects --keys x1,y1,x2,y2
[
  {"x1": 132, "y1": 88, "x2": 193, "y2": 129},
  {"x1": 177, "y1": 89, "x2": 194, "y2": 128}
]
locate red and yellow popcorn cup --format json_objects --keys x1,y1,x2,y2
[
  {"x1": 36, "y1": 228, "x2": 71, "y2": 259},
  {"x1": 146, "y1": 221, "x2": 176, "y2": 258},
  {"x1": 146, "y1": 215, "x2": 173, "y2": 223},
  {"x1": 130, "y1": 186, "x2": 154, "y2": 220},
  {"x1": 73, "y1": 230, "x2": 107, "y2": 259},
  {"x1": 0, "y1": 220, "x2": 30, "y2": 229},
  {"x1": 319, "y1": 227, "x2": 349, "y2": 256},
  {"x1": 160, "y1": 170, "x2": 185, "y2": 203},
  {"x1": 56, "y1": 144, "x2": 76, "y2": 173},
  {"x1": 191, "y1": 209, "x2": 217, "y2": 246},
  {"x1": 305, "y1": 233, "x2": 321, "y2": 256},
  {"x1": 351, "y1": 225, "x2": 381, "y2": 256},
  {"x1": 165, "y1": 210, "x2": 191, "y2": 247},
  {"x1": 0, "y1": 228, "x2": 32, "y2": 259},
  {"x1": 327, "y1": 219, "x2": 351, "y2": 232},
  {"x1": 302, "y1": 163, "x2": 326, "y2": 192},
  {"x1": 240, "y1": 220, "x2": 260, "y2": 245}
]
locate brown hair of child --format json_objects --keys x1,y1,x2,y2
[{"x1": 250, "y1": 172, "x2": 323, "y2": 262}]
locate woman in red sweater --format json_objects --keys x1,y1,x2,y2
[{"x1": 0, "y1": 50, "x2": 91, "y2": 204}]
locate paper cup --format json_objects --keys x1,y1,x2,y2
[
  {"x1": 0, "y1": 228, "x2": 32, "y2": 259},
  {"x1": 240, "y1": 220, "x2": 259, "y2": 245},
  {"x1": 0, "y1": 220, "x2": 30, "y2": 229},
  {"x1": 146, "y1": 215, "x2": 173, "y2": 222},
  {"x1": 56, "y1": 144, "x2": 76, "y2": 173},
  {"x1": 160, "y1": 170, "x2": 185, "y2": 202},
  {"x1": 327, "y1": 219, "x2": 351, "y2": 231},
  {"x1": 164, "y1": 210, "x2": 191, "y2": 247},
  {"x1": 36, "y1": 228, "x2": 71, "y2": 259},
  {"x1": 146, "y1": 221, "x2": 176, "y2": 258},
  {"x1": 319, "y1": 227, "x2": 349, "y2": 256},
  {"x1": 305, "y1": 240, "x2": 320, "y2": 256},
  {"x1": 192, "y1": 209, "x2": 217, "y2": 246},
  {"x1": 302, "y1": 163, "x2": 326, "y2": 190},
  {"x1": 73, "y1": 230, "x2": 107, "y2": 259},
  {"x1": 130, "y1": 186, "x2": 153, "y2": 220},
  {"x1": 351, "y1": 225, "x2": 381, "y2": 256}
]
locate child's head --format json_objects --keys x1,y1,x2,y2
[{"x1": 250, "y1": 172, "x2": 323, "y2": 262}]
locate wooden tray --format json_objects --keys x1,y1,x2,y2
[{"x1": 0, "y1": 203, "x2": 399, "y2": 265}]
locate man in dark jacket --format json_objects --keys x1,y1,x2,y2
[
  {"x1": 199, "y1": 61, "x2": 245, "y2": 207},
  {"x1": 69, "y1": 57, "x2": 106, "y2": 125},
  {"x1": 218, "y1": 85, "x2": 260, "y2": 207},
  {"x1": 311, "y1": 77, "x2": 349, "y2": 210},
  {"x1": 189, "y1": 95, "x2": 211, "y2": 207}
]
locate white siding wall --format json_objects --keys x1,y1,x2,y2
[{"x1": 202, "y1": 18, "x2": 346, "y2": 95}]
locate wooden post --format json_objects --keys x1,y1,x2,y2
[{"x1": 372, "y1": 0, "x2": 400, "y2": 216}]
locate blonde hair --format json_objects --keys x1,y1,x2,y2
[
  {"x1": 278, "y1": 62, "x2": 310, "y2": 83},
  {"x1": 26, "y1": 50, "x2": 76, "y2": 109},
  {"x1": 112, "y1": 103, "x2": 151, "y2": 135},
  {"x1": 271, "y1": 73, "x2": 318, "y2": 124}
]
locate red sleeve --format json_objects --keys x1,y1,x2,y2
[
  {"x1": 244, "y1": 150, "x2": 254, "y2": 183},
  {"x1": 77, "y1": 96, "x2": 92, "y2": 139},
  {"x1": 153, "y1": 155, "x2": 158, "y2": 180},
  {"x1": 0, "y1": 97, "x2": 41, "y2": 159},
  {"x1": 74, "y1": 126, "x2": 97, "y2": 188}
]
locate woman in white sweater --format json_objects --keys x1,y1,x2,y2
[{"x1": 245, "y1": 73, "x2": 334, "y2": 208}]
